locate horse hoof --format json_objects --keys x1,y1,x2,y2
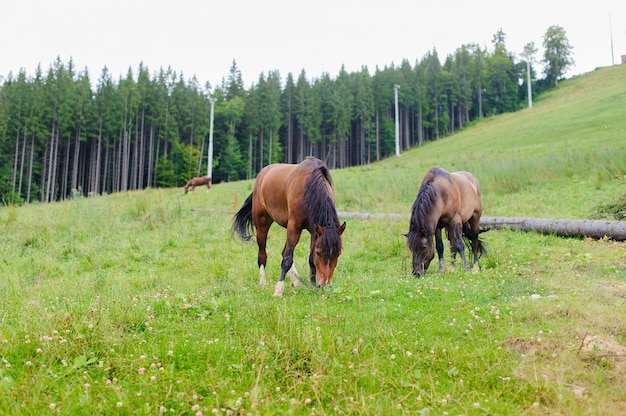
[{"x1": 273, "y1": 281, "x2": 285, "y2": 297}]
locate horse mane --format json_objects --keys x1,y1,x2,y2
[
  {"x1": 407, "y1": 167, "x2": 444, "y2": 249},
  {"x1": 303, "y1": 160, "x2": 342, "y2": 259}
]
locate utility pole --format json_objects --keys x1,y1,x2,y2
[
  {"x1": 394, "y1": 84, "x2": 400, "y2": 156},
  {"x1": 526, "y1": 60, "x2": 532, "y2": 109},
  {"x1": 521, "y1": 42, "x2": 537, "y2": 110},
  {"x1": 207, "y1": 97, "x2": 215, "y2": 179}
]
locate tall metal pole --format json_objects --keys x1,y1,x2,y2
[
  {"x1": 609, "y1": 13, "x2": 615, "y2": 65},
  {"x1": 394, "y1": 84, "x2": 400, "y2": 156},
  {"x1": 526, "y1": 60, "x2": 532, "y2": 109},
  {"x1": 207, "y1": 98, "x2": 215, "y2": 178}
]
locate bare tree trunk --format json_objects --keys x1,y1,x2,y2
[
  {"x1": 71, "y1": 125, "x2": 81, "y2": 193},
  {"x1": 50, "y1": 124, "x2": 60, "y2": 202},
  {"x1": 418, "y1": 107, "x2": 424, "y2": 146},
  {"x1": 147, "y1": 125, "x2": 154, "y2": 188},
  {"x1": 298, "y1": 128, "x2": 304, "y2": 163},
  {"x1": 62, "y1": 135, "x2": 70, "y2": 199},
  {"x1": 18, "y1": 130, "x2": 27, "y2": 199},
  {"x1": 12, "y1": 130, "x2": 20, "y2": 200},
  {"x1": 95, "y1": 124, "x2": 102, "y2": 194},
  {"x1": 481, "y1": 216, "x2": 626, "y2": 241},
  {"x1": 403, "y1": 109, "x2": 410, "y2": 150},
  {"x1": 138, "y1": 110, "x2": 145, "y2": 189},
  {"x1": 27, "y1": 135, "x2": 34, "y2": 203},
  {"x1": 259, "y1": 130, "x2": 264, "y2": 170},
  {"x1": 375, "y1": 110, "x2": 380, "y2": 161},
  {"x1": 287, "y1": 110, "x2": 293, "y2": 164},
  {"x1": 102, "y1": 142, "x2": 110, "y2": 194},
  {"x1": 247, "y1": 131, "x2": 252, "y2": 179},
  {"x1": 45, "y1": 123, "x2": 55, "y2": 202},
  {"x1": 40, "y1": 139, "x2": 48, "y2": 202},
  {"x1": 269, "y1": 128, "x2": 273, "y2": 165},
  {"x1": 449, "y1": 103, "x2": 454, "y2": 134}
]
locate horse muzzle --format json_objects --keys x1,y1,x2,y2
[{"x1": 412, "y1": 263, "x2": 425, "y2": 277}]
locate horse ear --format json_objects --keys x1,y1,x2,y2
[
  {"x1": 315, "y1": 224, "x2": 324, "y2": 236},
  {"x1": 338, "y1": 222, "x2": 346, "y2": 235},
  {"x1": 402, "y1": 233, "x2": 409, "y2": 238}
]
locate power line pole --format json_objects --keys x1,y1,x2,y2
[
  {"x1": 394, "y1": 84, "x2": 400, "y2": 156},
  {"x1": 207, "y1": 98, "x2": 215, "y2": 179}
]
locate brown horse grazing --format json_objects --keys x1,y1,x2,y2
[
  {"x1": 184, "y1": 176, "x2": 211, "y2": 194},
  {"x1": 232, "y1": 157, "x2": 346, "y2": 296},
  {"x1": 405, "y1": 166, "x2": 486, "y2": 277}
]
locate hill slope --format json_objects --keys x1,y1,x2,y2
[{"x1": 327, "y1": 65, "x2": 626, "y2": 219}]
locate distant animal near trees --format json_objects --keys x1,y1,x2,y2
[{"x1": 184, "y1": 176, "x2": 211, "y2": 194}]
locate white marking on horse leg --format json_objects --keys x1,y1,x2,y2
[
  {"x1": 273, "y1": 281, "x2": 285, "y2": 297},
  {"x1": 472, "y1": 263, "x2": 480, "y2": 273},
  {"x1": 259, "y1": 265, "x2": 267, "y2": 287},
  {"x1": 438, "y1": 258, "x2": 446, "y2": 273},
  {"x1": 288, "y1": 264, "x2": 301, "y2": 288}
]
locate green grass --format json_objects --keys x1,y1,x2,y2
[{"x1": 0, "y1": 66, "x2": 625, "y2": 415}]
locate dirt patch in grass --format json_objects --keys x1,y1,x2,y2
[{"x1": 579, "y1": 333, "x2": 626, "y2": 372}]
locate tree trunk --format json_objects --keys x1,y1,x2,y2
[
  {"x1": 71, "y1": 125, "x2": 81, "y2": 194},
  {"x1": 336, "y1": 212, "x2": 626, "y2": 241},
  {"x1": 480, "y1": 216, "x2": 626, "y2": 241},
  {"x1": 18, "y1": 130, "x2": 27, "y2": 199},
  {"x1": 12, "y1": 130, "x2": 20, "y2": 200},
  {"x1": 27, "y1": 134, "x2": 35, "y2": 203}
]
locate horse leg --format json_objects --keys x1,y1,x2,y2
[
  {"x1": 467, "y1": 216, "x2": 482, "y2": 273},
  {"x1": 287, "y1": 263, "x2": 301, "y2": 288},
  {"x1": 308, "y1": 234, "x2": 318, "y2": 285},
  {"x1": 274, "y1": 225, "x2": 303, "y2": 297},
  {"x1": 435, "y1": 227, "x2": 445, "y2": 272},
  {"x1": 445, "y1": 225, "x2": 457, "y2": 268},
  {"x1": 452, "y1": 218, "x2": 470, "y2": 270},
  {"x1": 256, "y1": 227, "x2": 269, "y2": 287}
]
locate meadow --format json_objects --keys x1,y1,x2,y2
[{"x1": 0, "y1": 65, "x2": 625, "y2": 415}]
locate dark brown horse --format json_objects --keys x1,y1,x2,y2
[
  {"x1": 232, "y1": 157, "x2": 346, "y2": 296},
  {"x1": 184, "y1": 175, "x2": 211, "y2": 194},
  {"x1": 405, "y1": 166, "x2": 486, "y2": 277}
]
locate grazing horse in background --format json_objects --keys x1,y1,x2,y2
[
  {"x1": 184, "y1": 175, "x2": 211, "y2": 194},
  {"x1": 232, "y1": 157, "x2": 346, "y2": 297},
  {"x1": 405, "y1": 166, "x2": 486, "y2": 277}
]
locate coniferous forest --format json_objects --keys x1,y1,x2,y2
[{"x1": 0, "y1": 27, "x2": 574, "y2": 204}]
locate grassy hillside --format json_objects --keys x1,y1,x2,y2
[
  {"x1": 329, "y1": 65, "x2": 626, "y2": 219},
  {"x1": 0, "y1": 66, "x2": 625, "y2": 415}
]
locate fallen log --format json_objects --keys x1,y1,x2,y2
[
  {"x1": 338, "y1": 211, "x2": 407, "y2": 220},
  {"x1": 479, "y1": 216, "x2": 626, "y2": 241},
  {"x1": 337, "y1": 212, "x2": 626, "y2": 241}
]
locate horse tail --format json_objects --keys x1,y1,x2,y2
[
  {"x1": 232, "y1": 193, "x2": 255, "y2": 241},
  {"x1": 462, "y1": 222, "x2": 487, "y2": 258}
]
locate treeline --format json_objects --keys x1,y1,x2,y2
[{"x1": 0, "y1": 27, "x2": 572, "y2": 204}]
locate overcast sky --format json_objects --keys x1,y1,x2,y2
[{"x1": 2, "y1": 0, "x2": 625, "y2": 89}]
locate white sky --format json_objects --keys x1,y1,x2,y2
[{"x1": 2, "y1": 0, "x2": 625, "y2": 89}]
